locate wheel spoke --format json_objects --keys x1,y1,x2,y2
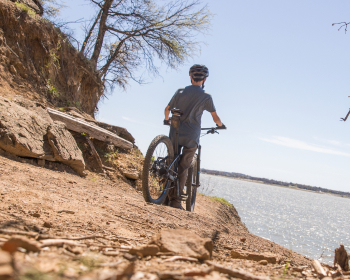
[
  {"x1": 148, "y1": 142, "x2": 169, "y2": 200},
  {"x1": 142, "y1": 136, "x2": 174, "y2": 205}
]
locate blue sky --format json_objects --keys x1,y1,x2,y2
[{"x1": 61, "y1": 0, "x2": 350, "y2": 192}]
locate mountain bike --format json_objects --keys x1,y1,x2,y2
[{"x1": 141, "y1": 109, "x2": 226, "y2": 212}]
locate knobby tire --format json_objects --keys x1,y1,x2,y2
[{"x1": 142, "y1": 135, "x2": 174, "y2": 205}]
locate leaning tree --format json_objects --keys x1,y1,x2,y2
[{"x1": 76, "y1": 0, "x2": 212, "y2": 90}]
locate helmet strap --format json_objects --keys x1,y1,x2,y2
[{"x1": 202, "y1": 81, "x2": 205, "y2": 89}]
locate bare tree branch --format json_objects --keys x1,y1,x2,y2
[
  {"x1": 332, "y1": 22, "x2": 350, "y2": 33},
  {"x1": 78, "y1": 0, "x2": 212, "y2": 89},
  {"x1": 80, "y1": 10, "x2": 103, "y2": 54}
]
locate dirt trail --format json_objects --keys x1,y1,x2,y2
[
  {"x1": 0, "y1": 148, "x2": 322, "y2": 280},
  {"x1": 0, "y1": 1, "x2": 341, "y2": 279}
]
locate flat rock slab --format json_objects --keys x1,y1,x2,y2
[
  {"x1": 63, "y1": 107, "x2": 135, "y2": 144},
  {"x1": 149, "y1": 228, "x2": 213, "y2": 261},
  {"x1": 47, "y1": 108, "x2": 133, "y2": 150},
  {"x1": 231, "y1": 249, "x2": 277, "y2": 264}
]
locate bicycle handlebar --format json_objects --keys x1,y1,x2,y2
[
  {"x1": 164, "y1": 119, "x2": 227, "y2": 132},
  {"x1": 201, "y1": 126, "x2": 226, "y2": 130},
  {"x1": 201, "y1": 125, "x2": 227, "y2": 135}
]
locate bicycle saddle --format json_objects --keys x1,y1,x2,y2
[{"x1": 171, "y1": 109, "x2": 183, "y2": 116}]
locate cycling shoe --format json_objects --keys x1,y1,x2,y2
[{"x1": 169, "y1": 199, "x2": 185, "y2": 210}]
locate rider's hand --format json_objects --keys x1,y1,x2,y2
[
  {"x1": 216, "y1": 123, "x2": 226, "y2": 129},
  {"x1": 163, "y1": 119, "x2": 171, "y2": 126}
]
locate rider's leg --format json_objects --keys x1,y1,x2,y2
[
  {"x1": 169, "y1": 146, "x2": 197, "y2": 209},
  {"x1": 178, "y1": 146, "x2": 197, "y2": 193}
]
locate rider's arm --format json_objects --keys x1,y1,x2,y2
[
  {"x1": 164, "y1": 105, "x2": 171, "y2": 121},
  {"x1": 211, "y1": 112, "x2": 223, "y2": 126}
]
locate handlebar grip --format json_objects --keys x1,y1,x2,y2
[
  {"x1": 163, "y1": 119, "x2": 170, "y2": 126},
  {"x1": 216, "y1": 124, "x2": 227, "y2": 129}
]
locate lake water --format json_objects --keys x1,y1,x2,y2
[{"x1": 200, "y1": 174, "x2": 350, "y2": 265}]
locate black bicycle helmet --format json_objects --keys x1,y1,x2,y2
[{"x1": 189, "y1": 64, "x2": 209, "y2": 81}]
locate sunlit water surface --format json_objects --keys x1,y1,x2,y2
[{"x1": 200, "y1": 174, "x2": 350, "y2": 264}]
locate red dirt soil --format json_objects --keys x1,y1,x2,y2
[{"x1": 0, "y1": 148, "x2": 320, "y2": 280}]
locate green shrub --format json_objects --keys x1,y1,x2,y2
[
  {"x1": 104, "y1": 150, "x2": 119, "y2": 162},
  {"x1": 210, "y1": 196, "x2": 234, "y2": 208},
  {"x1": 79, "y1": 255, "x2": 101, "y2": 271},
  {"x1": 19, "y1": 268, "x2": 50, "y2": 280},
  {"x1": 46, "y1": 79, "x2": 59, "y2": 97},
  {"x1": 15, "y1": 2, "x2": 36, "y2": 16}
]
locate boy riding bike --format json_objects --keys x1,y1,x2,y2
[{"x1": 164, "y1": 64, "x2": 226, "y2": 209}]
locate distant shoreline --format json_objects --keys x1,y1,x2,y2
[{"x1": 201, "y1": 169, "x2": 350, "y2": 199}]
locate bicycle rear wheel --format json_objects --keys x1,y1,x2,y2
[
  {"x1": 142, "y1": 135, "x2": 174, "y2": 204},
  {"x1": 186, "y1": 155, "x2": 197, "y2": 212}
]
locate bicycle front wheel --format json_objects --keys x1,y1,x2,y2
[{"x1": 142, "y1": 135, "x2": 174, "y2": 204}]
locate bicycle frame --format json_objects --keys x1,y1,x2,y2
[
  {"x1": 163, "y1": 109, "x2": 224, "y2": 203},
  {"x1": 162, "y1": 154, "x2": 180, "y2": 183}
]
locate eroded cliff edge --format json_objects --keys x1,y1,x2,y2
[{"x1": 0, "y1": 0, "x2": 103, "y2": 116}]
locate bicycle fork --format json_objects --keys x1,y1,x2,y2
[{"x1": 196, "y1": 145, "x2": 201, "y2": 188}]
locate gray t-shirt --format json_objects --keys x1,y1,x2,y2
[{"x1": 168, "y1": 85, "x2": 216, "y2": 148}]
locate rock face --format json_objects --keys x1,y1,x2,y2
[
  {"x1": 149, "y1": 229, "x2": 213, "y2": 261},
  {"x1": 230, "y1": 249, "x2": 277, "y2": 264},
  {"x1": 0, "y1": 97, "x2": 85, "y2": 174},
  {"x1": 0, "y1": 97, "x2": 53, "y2": 158},
  {"x1": 0, "y1": 0, "x2": 103, "y2": 116}
]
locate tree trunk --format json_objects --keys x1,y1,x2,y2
[{"x1": 90, "y1": 0, "x2": 114, "y2": 68}]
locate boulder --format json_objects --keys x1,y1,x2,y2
[
  {"x1": 149, "y1": 229, "x2": 213, "y2": 261},
  {"x1": 230, "y1": 249, "x2": 277, "y2": 264},
  {"x1": 0, "y1": 97, "x2": 85, "y2": 174},
  {"x1": 47, "y1": 122, "x2": 85, "y2": 175}
]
